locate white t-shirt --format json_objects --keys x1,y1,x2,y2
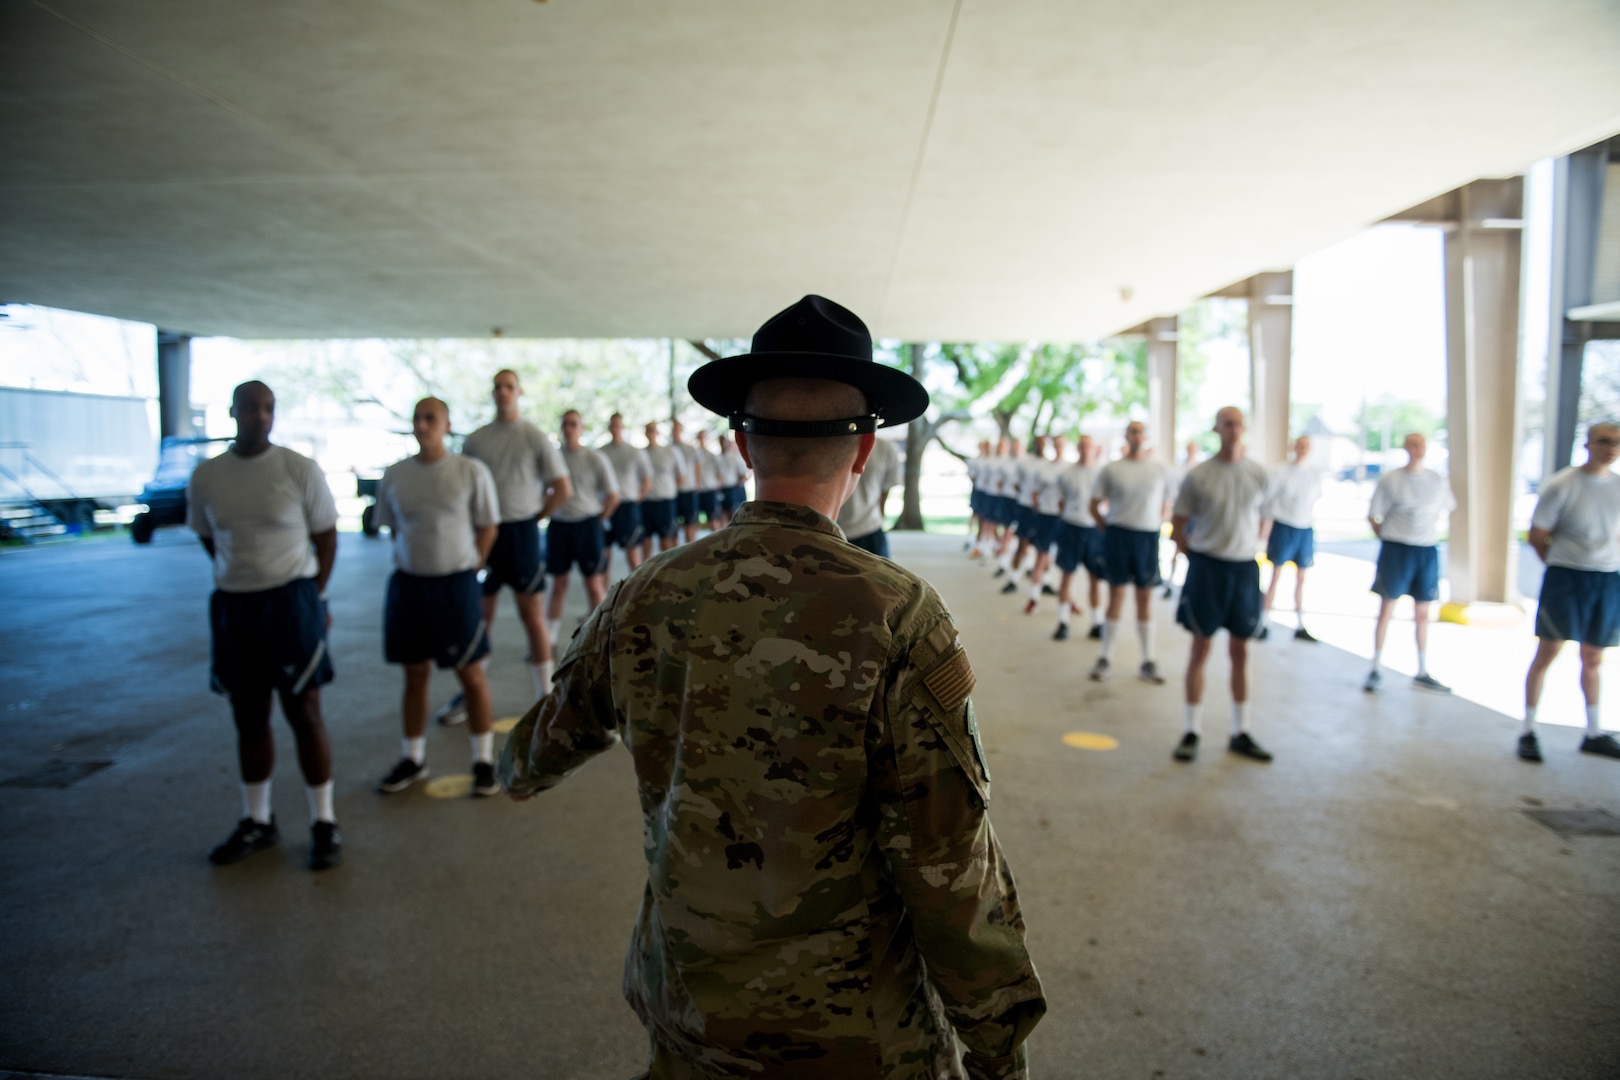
[
  {"x1": 644, "y1": 445, "x2": 681, "y2": 501},
  {"x1": 696, "y1": 447, "x2": 724, "y2": 491},
  {"x1": 1369, "y1": 467, "x2": 1456, "y2": 547},
  {"x1": 1531, "y1": 467, "x2": 1620, "y2": 572},
  {"x1": 599, "y1": 441, "x2": 652, "y2": 503},
  {"x1": 1094, "y1": 458, "x2": 1172, "y2": 532},
  {"x1": 1026, "y1": 458, "x2": 1065, "y2": 515},
  {"x1": 720, "y1": 448, "x2": 750, "y2": 488},
  {"x1": 187, "y1": 445, "x2": 338, "y2": 593},
  {"x1": 555, "y1": 445, "x2": 620, "y2": 523},
  {"x1": 1013, "y1": 458, "x2": 1042, "y2": 508},
  {"x1": 988, "y1": 458, "x2": 1015, "y2": 496},
  {"x1": 461, "y1": 419, "x2": 567, "y2": 523},
  {"x1": 837, "y1": 437, "x2": 903, "y2": 539},
  {"x1": 671, "y1": 443, "x2": 700, "y2": 493},
  {"x1": 1056, "y1": 463, "x2": 1100, "y2": 527},
  {"x1": 376, "y1": 453, "x2": 500, "y2": 576},
  {"x1": 1265, "y1": 462, "x2": 1326, "y2": 530},
  {"x1": 1173, "y1": 457, "x2": 1271, "y2": 562}
]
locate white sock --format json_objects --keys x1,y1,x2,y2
[
  {"x1": 1184, "y1": 704, "x2": 1202, "y2": 735},
  {"x1": 1416, "y1": 647, "x2": 1428, "y2": 678},
  {"x1": 971, "y1": 540, "x2": 982, "y2": 557},
  {"x1": 472, "y1": 731, "x2": 495, "y2": 765},
  {"x1": 1587, "y1": 704, "x2": 1603, "y2": 737},
  {"x1": 546, "y1": 619, "x2": 562, "y2": 644},
  {"x1": 305, "y1": 780, "x2": 335, "y2": 824},
  {"x1": 242, "y1": 780, "x2": 272, "y2": 825},
  {"x1": 1371, "y1": 644, "x2": 1384, "y2": 671},
  {"x1": 528, "y1": 661, "x2": 545, "y2": 698},
  {"x1": 1100, "y1": 620, "x2": 1120, "y2": 662},
  {"x1": 1028, "y1": 582, "x2": 1042, "y2": 604},
  {"x1": 997, "y1": 550, "x2": 1013, "y2": 572},
  {"x1": 404, "y1": 736, "x2": 426, "y2": 765},
  {"x1": 1137, "y1": 620, "x2": 1154, "y2": 663},
  {"x1": 1090, "y1": 607, "x2": 1104, "y2": 627},
  {"x1": 1522, "y1": 705, "x2": 1537, "y2": 737},
  {"x1": 1231, "y1": 702, "x2": 1249, "y2": 737},
  {"x1": 1058, "y1": 604, "x2": 1072, "y2": 626}
]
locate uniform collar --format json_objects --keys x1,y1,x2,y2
[{"x1": 731, "y1": 501, "x2": 845, "y2": 539}]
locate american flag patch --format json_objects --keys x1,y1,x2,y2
[{"x1": 924, "y1": 648, "x2": 976, "y2": 711}]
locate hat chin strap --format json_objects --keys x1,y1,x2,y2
[{"x1": 730, "y1": 414, "x2": 879, "y2": 438}]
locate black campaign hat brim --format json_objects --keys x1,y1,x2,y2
[{"x1": 687, "y1": 351, "x2": 929, "y2": 427}]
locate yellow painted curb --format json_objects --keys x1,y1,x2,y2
[
  {"x1": 1061, "y1": 732, "x2": 1120, "y2": 751},
  {"x1": 1438, "y1": 601, "x2": 1524, "y2": 628},
  {"x1": 424, "y1": 774, "x2": 473, "y2": 799},
  {"x1": 492, "y1": 716, "x2": 520, "y2": 734}
]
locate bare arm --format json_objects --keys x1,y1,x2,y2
[
  {"x1": 1528, "y1": 526, "x2": 1552, "y2": 564},
  {"x1": 878, "y1": 488, "x2": 892, "y2": 520},
  {"x1": 1258, "y1": 517, "x2": 1273, "y2": 544},
  {"x1": 639, "y1": 476, "x2": 652, "y2": 501},
  {"x1": 1368, "y1": 515, "x2": 1382, "y2": 539},
  {"x1": 539, "y1": 476, "x2": 572, "y2": 521},
  {"x1": 1087, "y1": 497, "x2": 1107, "y2": 525},
  {"x1": 474, "y1": 524, "x2": 498, "y2": 563},
  {"x1": 600, "y1": 491, "x2": 621, "y2": 521},
  {"x1": 310, "y1": 528, "x2": 337, "y2": 594},
  {"x1": 1170, "y1": 514, "x2": 1191, "y2": 552}
]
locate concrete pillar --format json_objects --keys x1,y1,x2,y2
[
  {"x1": 1443, "y1": 178, "x2": 1524, "y2": 605},
  {"x1": 1246, "y1": 271, "x2": 1294, "y2": 465},
  {"x1": 156, "y1": 331, "x2": 192, "y2": 440},
  {"x1": 1544, "y1": 140, "x2": 1611, "y2": 475},
  {"x1": 1146, "y1": 316, "x2": 1178, "y2": 462}
]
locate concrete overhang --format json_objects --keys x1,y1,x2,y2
[{"x1": 3, "y1": 0, "x2": 1619, "y2": 342}]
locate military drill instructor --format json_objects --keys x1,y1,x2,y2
[{"x1": 501, "y1": 295, "x2": 1046, "y2": 1080}]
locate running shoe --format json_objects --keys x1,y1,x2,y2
[
  {"x1": 1228, "y1": 732, "x2": 1273, "y2": 762},
  {"x1": 209, "y1": 817, "x2": 278, "y2": 866},
  {"x1": 472, "y1": 761, "x2": 501, "y2": 796},
  {"x1": 1294, "y1": 627, "x2": 1318, "y2": 643},
  {"x1": 1041, "y1": 584, "x2": 1058, "y2": 597},
  {"x1": 1088, "y1": 658, "x2": 1110, "y2": 682},
  {"x1": 1023, "y1": 599, "x2": 1038, "y2": 615},
  {"x1": 1256, "y1": 625, "x2": 1270, "y2": 641},
  {"x1": 377, "y1": 758, "x2": 430, "y2": 793},
  {"x1": 1172, "y1": 732, "x2": 1199, "y2": 762},
  {"x1": 1363, "y1": 670, "x2": 1382, "y2": 693},
  {"x1": 1138, "y1": 661, "x2": 1166, "y2": 685},
  {"x1": 1161, "y1": 584, "x2": 1173, "y2": 599},
  {"x1": 1516, "y1": 733, "x2": 1543, "y2": 763},
  {"x1": 309, "y1": 821, "x2": 343, "y2": 870},
  {"x1": 435, "y1": 693, "x2": 468, "y2": 726},
  {"x1": 1001, "y1": 581, "x2": 1018, "y2": 595},
  {"x1": 1052, "y1": 623, "x2": 1070, "y2": 641},
  {"x1": 1413, "y1": 673, "x2": 1452, "y2": 694},
  {"x1": 994, "y1": 567, "x2": 1007, "y2": 579},
  {"x1": 1087, "y1": 624, "x2": 1103, "y2": 640},
  {"x1": 1580, "y1": 733, "x2": 1620, "y2": 759}
]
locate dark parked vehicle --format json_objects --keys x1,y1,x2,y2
[{"x1": 130, "y1": 437, "x2": 230, "y2": 543}]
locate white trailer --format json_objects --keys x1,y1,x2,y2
[{"x1": 0, "y1": 387, "x2": 156, "y2": 536}]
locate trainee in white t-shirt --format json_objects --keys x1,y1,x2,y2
[
  {"x1": 1369, "y1": 467, "x2": 1455, "y2": 547},
  {"x1": 188, "y1": 445, "x2": 339, "y2": 593},
  {"x1": 1173, "y1": 457, "x2": 1271, "y2": 563},
  {"x1": 1532, "y1": 467, "x2": 1620, "y2": 573},
  {"x1": 1093, "y1": 458, "x2": 1172, "y2": 532},
  {"x1": 375, "y1": 454, "x2": 500, "y2": 576}
]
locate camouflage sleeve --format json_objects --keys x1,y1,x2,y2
[
  {"x1": 498, "y1": 581, "x2": 623, "y2": 798},
  {"x1": 877, "y1": 606, "x2": 1047, "y2": 1079}
]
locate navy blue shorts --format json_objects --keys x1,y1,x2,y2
[
  {"x1": 1056, "y1": 523, "x2": 1106, "y2": 577},
  {"x1": 547, "y1": 517, "x2": 608, "y2": 576},
  {"x1": 1266, "y1": 522, "x2": 1315, "y2": 569},
  {"x1": 210, "y1": 577, "x2": 333, "y2": 699},
  {"x1": 1536, "y1": 565, "x2": 1620, "y2": 647},
  {"x1": 722, "y1": 485, "x2": 747, "y2": 513},
  {"x1": 969, "y1": 489, "x2": 985, "y2": 517},
  {"x1": 1372, "y1": 540, "x2": 1440, "y2": 602},
  {"x1": 384, "y1": 569, "x2": 489, "y2": 669},
  {"x1": 1013, "y1": 503, "x2": 1039, "y2": 537},
  {"x1": 1103, "y1": 526, "x2": 1162, "y2": 588},
  {"x1": 1024, "y1": 512, "x2": 1060, "y2": 552},
  {"x1": 1176, "y1": 552, "x2": 1262, "y2": 639},
  {"x1": 642, "y1": 498, "x2": 677, "y2": 541},
  {"x1": 482, "y1": 519, "x2": 545, "y2": 596},
  {"x1": 847, "y1": 529, "x2": 890, "y2": 558},
  {"x1": 674, "y1": 491, "x2": 699, "y2": 526},
  {"x1": 698, "y1": 490, "x2": 721, "y2": 522},
  {"x1": 986, "y1": 495, "x2": 1011, "y2": 525},
  {"x1": 606, "y1": 501, "x2": 644, "y2": 550}
]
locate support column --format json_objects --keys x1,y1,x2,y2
[
  {"x1": 1246, "y1": 271, "x2": 1294, "y2": 465},
  {"x1": 156, "y1": 331, "x2": 192, "y2": 440},
  {"x1": 1544, "y1": 140, "x2": 1611, "y2": 475},
  {"x1": 1443, "y1": 178, "x2": 1524, "y2": 605},
  {"x1": 1146, "y1": 316, "x2": 1178, "y2": 461}
]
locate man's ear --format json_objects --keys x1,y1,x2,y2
[
  {"x1": 851, "y1": 433, "x2": 877, "y2": 475},
  {"x1": 734, "y1": 431, "x2": 754, "y2": 469}
]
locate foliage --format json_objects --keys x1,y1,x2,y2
[{"x1": 1355, "y1": 396, "x2": 1442, "y2": 451}]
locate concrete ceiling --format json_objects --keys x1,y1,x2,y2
[{"x1": 3, "y1": 0, "x2": 1620, "y2": 342}]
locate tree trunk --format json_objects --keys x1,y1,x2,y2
[{"x1": 896, "y1": 342, "x2": 928, "y2": 531}]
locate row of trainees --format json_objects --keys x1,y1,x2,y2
[
  {"x1": 963, "y1": 415, "x2": 1620, "y2": 769},
  {"x1": 186, "y1": 369, "x2": 907, "y2": 872}
]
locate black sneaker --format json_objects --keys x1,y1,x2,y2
[
  {"x1": 1087, "y1": 624, "x2": 1103, "y2": 641},
  {"x1": 377, "y1": 758, "x2": 429, "y2": 793},
  {"x1": 1088, "y1": 658, "x2": 1110, "y2": 682},
  {"x1": 209, "y1": 817, "x2": 279, "y2": 866},
  {"x1": 1173, "y1": 732, "x2": 1199, "y2": 762},
  {"x1": 1580, "y1": 733, "x2": 1620, "y2": 759},
  {"x1": 1256, "y1": 625, "x2": 1270, "y2": 641},
  {"x1": 1138, "y1": 661, "x2": 1166, "y2": 685},
  {"x1": 1052, "y1": 623, "x2": 1070, "y2": 641},
  {"x1": 1000, "y1": 581, "x2": 1018, "y2": 595},
  {"x1": 471, "y1": 761, "x2": 501, "y2": 796},
  {"x1": 994, "y1": 567, "x2": 1007, "y2": 579},
  {"x1": 1161, "y1": 584, "x2": 1173, "y2": 599},
  {"x1": 1229, "y1": 732, "x2": 1273, "y2": 762},
  {"x1": 309, "y1": 821, "x2": 343, "y2": 870},
  {"x1": 1413, "y1": 673, "x2": 1452, "y2": 694},
  {"x1": 1041, "y1": 584, "x2": 1057, "y2": 597},
  {"x1": 1363, "y1": 670, "x2": 1382, "y2": 693},
  {"x1": 1517, "y1": 733, "x2": 1543, "y2": 763},
  {"x1": 1294, "y1": 626, "x2": 1318, "y2": 643}
]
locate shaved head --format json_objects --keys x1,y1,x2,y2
[{"x1": 741, "y1": 377, "x2": 867, "y2": 482}]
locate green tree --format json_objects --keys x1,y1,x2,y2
[{"x1": 1355, "y1": 397, "x2": 1442, "y2": 451}]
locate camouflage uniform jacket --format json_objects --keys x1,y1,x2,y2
[{"x1": 501, "y1": 501, "x2": 1046, "y2": 1079}]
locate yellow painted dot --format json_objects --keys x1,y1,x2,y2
[
  {"x1": 424, "y1": 774, "x2": 473, "y2": 799},
  {"x1": 1062, "y1": 732, "x2": 1119, "y2": 751},
  {"x1": 492, "y1": 716, "x2": 520, "y2": 734}
]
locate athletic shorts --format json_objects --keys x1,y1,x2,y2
[
  {"x1": 969, "y1": 489, "x2": 984, "y2": 518},
  {"x1": 1055, "y1": 523, "x2": 1105, "y2": 577},
  {"x1": 1103, "y1": 525, "x2": 1163, "y2": 588},
  {"x1": 698, "y1": 490, "x2": 721, "y2": 522},
  {"x1": 1014, "y1": 503, "x2": 1040, "y2": 537},
  {"x1": 1176, "y1": 551, "x2": 1263, "y2": 639},
  {"x1": 1025, "y1": 512, "x2": 1060, "y2": 552},
  {"x1": 727, "y1": 485, "x2": 747, "y2": 512},
  {"x1": 986, "y1": 495, "x2": 1010, "y2": 526},
  {"x1": 547, "y1": 517, "x2": 608, "y2": 576},
  {"x1": 1266, "y1": 522, "x2": 1314, "y2": 569},
  {"x1": 606, "y1": 501, "x2": 644, "y2": 550},
  {"x1": 210, "y1": 577, "x2": 333, "y2": 698},
  {"x1": 642, "y1": 498, "x2": 677, "y2": 541},
  {"x1": 1536, "y1": 565, "x2": 1620, "y2": 647},
  {"x1": 482, "y1": 519, "x2": 546, "y2": 596},
  {"x1": 847, "y1": 529, "x2": 890, "y2": 559},
  {"x1": 674, "y1": 491, "x2": 699, "y2": 526},
  {"x1": 384, "y1": 569, "x2": 489, "y2": 669},
  {"x1": 1372, "y1": 540, "x2": 1440, "y2": 602}
]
